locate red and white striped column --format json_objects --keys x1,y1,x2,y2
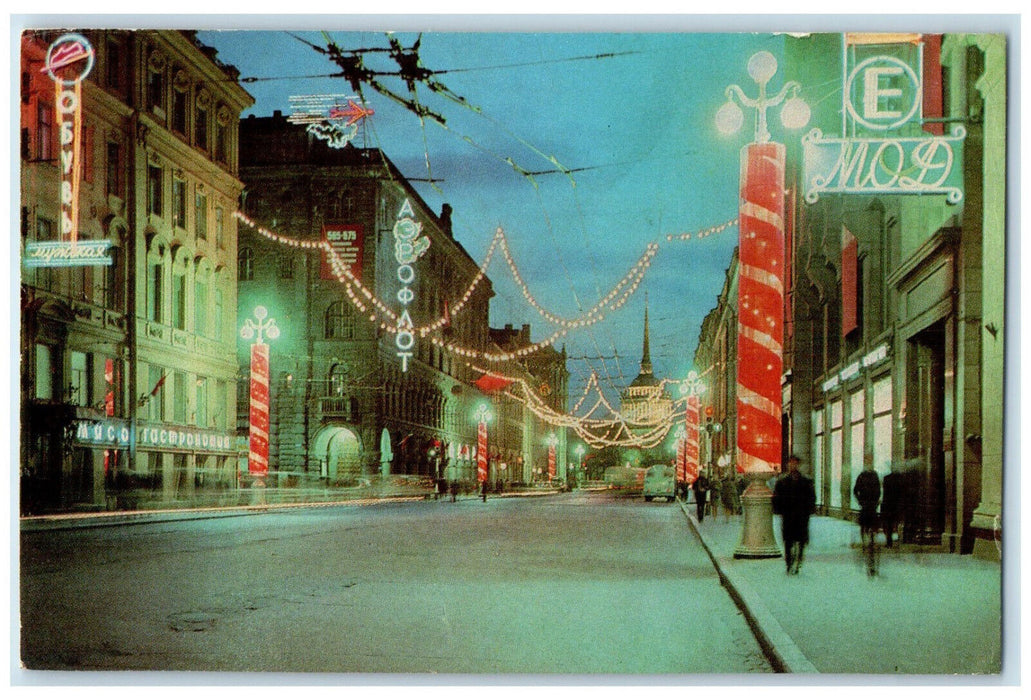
[
  {"x1": 736, "y1": 141, "x2": 785, "y2": 477},
  {"x1": 248, "y1": 342, "x2": 271, "y2": 485},
  {"x1": 685, "y1": 395, "x2": 701, "y2": 484},
  {"x1": 477, "y1": 417, "x2": 489, "y2": 484}
]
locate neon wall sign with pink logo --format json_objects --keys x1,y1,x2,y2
[{"x1": 25, "y1": 33, "x2": 112, "y2": 268}]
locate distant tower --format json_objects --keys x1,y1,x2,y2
[{"x1": 620, "y1": 295, "x2": 672, "y2": 425}]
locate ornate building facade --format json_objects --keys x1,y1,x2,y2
[
  {"x1": 19, "y1": 30, "x2": 252, "y2": 513},
  {"x1": 237, "y1": 113, "x2": 569, "y2": 487}
]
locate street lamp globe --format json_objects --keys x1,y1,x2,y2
[
  {"x1": 747, "y1": 50, "x2": 778, "y2": 85},
  {"x1": 781, "y1": 95, "x2": 811, "y2": 130},
  {"x1": 253, "y1": 305, "x2": 268, "y2": 321},
  {"x1": 716, "y1": 99, "x2": 744, "y2": 135}
]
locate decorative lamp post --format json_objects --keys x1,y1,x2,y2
[
  {"x1": 680, "y1": 371, "x2": 705, "y2": 486},
  {"x1": 716, "y1": 50, "x2": 809, "y2": 559},
  {"x1": 474, "y1": 403, "x2": 493, "y2": 485},
  {"x1": 545, "y1": 433, "x2": 558, "y2": 482},
  {"x1": 240, "y1": 306, "x2": 280, "y2": 491}
]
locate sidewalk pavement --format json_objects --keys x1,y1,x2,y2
[{"x1": 680, "y1": 500, "x2": 1002, "y2": 675}]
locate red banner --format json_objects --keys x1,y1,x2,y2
[
  {"x1": 841, "y1": 226, "x2": 858, "y2": 336},
  {"x1": 736, "y1": 142, "x2": 785, "y2": 474},
  {"x1": 477, "y1": 420, "x2": 488, "y2": 483},
  {"x1": 685, "y1": 395, "x2": 700, "y2": 483},
  {"x1": 248, "y1": 343, "x2": 270, "y2": 479},
  {"x1": 320, "y1": 223, "x2": 364, "y2": 281}
]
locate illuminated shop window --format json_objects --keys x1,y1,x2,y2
[{"x1": 68, "y1": 351, "x2": 90, "y2": 407}]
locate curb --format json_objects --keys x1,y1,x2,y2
[
  {"x1": 19, "y1": 488, "x2": 570, "y2": 532},
  {"x1": 678, "y1": 498, "x2": 820, "y2": 674}
]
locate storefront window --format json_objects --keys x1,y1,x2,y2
[
  {"x1": 849, "y1": 390, "x2": 865, "y2": 510},
  {"x1": 872, "y1": 375, "x2": 893, "y2": 477},
  {"x1": 35, "y1": 344, "x2": 54, "y2": 400},
  {"x1": 812, "y1": 409, "x2": 824, "y2": 506},
  {"x1": 830, "y1": 400, "x2": 843, "y2": 509}
]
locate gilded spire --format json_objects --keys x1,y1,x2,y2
[{"x1": 640, "y1": 293, "x2": 652, "y2": 375}]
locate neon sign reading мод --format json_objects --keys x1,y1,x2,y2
[{"x1": 393, "y1": 198, "x2": 430, "y2": 371}]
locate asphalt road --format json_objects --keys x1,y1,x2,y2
[{"x1": 19, "y1": 490, "x2": 772, "y2": 675}]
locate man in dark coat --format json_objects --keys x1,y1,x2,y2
[
  {"x1": 881, "y1": 464, "x2": 903, "y2": 547},
  {"x1": 692, "y1": 472, "x2": 710, "y2": 522},
  {"x1": 854, "y1": 460, "x2": 882, "y2": 576},
  {"x1": 772, "y1": 455, "x2": 817, "y2": 575}
]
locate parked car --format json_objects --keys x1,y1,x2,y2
[{"x1": 643, "y1": 464, "x2": 677, "y2": 502}]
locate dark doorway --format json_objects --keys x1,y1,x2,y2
[{"x1": 904, "y1": 321, "x2": 947, "y2": 544}]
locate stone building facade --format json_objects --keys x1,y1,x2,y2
[
  {"x1": 19, "y1": 30, "x2": 253, "y2": 513},
  {"x1": 237, "y1": 113, "x2": 569, "y2": 487}
]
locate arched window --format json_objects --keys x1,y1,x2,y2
[
  {"x1": 238, "y1": 246, "x2": 254, "y2": 281},
  {"x1": 325, "y1": 301, "x2": 355, "y2": 340}
]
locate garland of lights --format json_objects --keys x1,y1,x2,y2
[{"x1": 236, "y1": 209, "x2": 732, "y2": 445}]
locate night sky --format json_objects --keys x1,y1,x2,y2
[{"x1": 195, "y1": 25, "x2": 799, "y2": 407}]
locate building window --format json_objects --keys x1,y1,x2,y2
[
  {"x1": 147, "y1": 259, "x2": 163, "y2": 322},
  {"x1": 147, "y1": 53, "x2": 166, "y2": 113},
  {"x1": 172, "y1": 178, "x2": 187, "y2": 229},
  {"x1": 195, "y1": 104, "x2": 209, "y2": 151},
  {"x1": 104, "y1": 245, "x2": 124, "y2": 311},
  {"x1": 106, "y1": 141, "x2": 122, "y2": 198},
  {"x1": 68, "y1": 351, "x2": 90, "y2": 407},
  {"x1": 194, "y1": 277, "x2": 208, "y2": 336},
  {"x1": 215, "y1": 107, "x2": 230, "y2": 165},
  {"x1": 214, "y1": 379, "x2": 227, "y2": 429},
  {"x1": 35, "y1": 344, "x2": 54, "y2": 400},
  {"x1": 872, "y1": 375, "x2": 893, "y2": 477},
  {"x1": 849, "y1": 389, "x2": 865, "y2": 511},
  {"x1": 146, "y1": 365, "x2": 165, "y2": 421},
  {"x1": 173, "y1": 371, "x2": 188, "y2": 423},
  {"x1": 329, "y1": 364, "x2": 347, "y2": 396},
  {"x1": 238, "y1": 247, "x2": 254, "y2": 281},
  {"x1": 172, "y1": 271, "x2": 186, "y2": 330},
  {"x1": 36, "y1": 101, "x2": 53, "y2": 162},
  {"x1": 215, "y1": 206, "x2": 225, "y2": 249},
  {"x1": 195, "y1": 193, "x2": 208, "y2": 239},
  {"x1": 147, "y1": 164, "x2": 163, "y2": 217},
  {"x1": 830, "y1": 400, "x2": 843, "y2": 509},
  {"x1": 325, "y1": 301, "x2": 355, "y2": 340},
  {"x1": 213, "y1": 287, "x2": 224, "y2": 340},
  {"x1": 196, "y1": 376, "x2": 208, "y2": 427},
  {"x1": 172, "y1": 70, "x2": 189, "y2": 135},
  {"x1": 105, "y1": 35, "x2": 127, "y2": 94}
]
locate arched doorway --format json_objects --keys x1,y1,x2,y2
[{"x1": 312, "y1": 425, "x2": 363, "y2": 485}]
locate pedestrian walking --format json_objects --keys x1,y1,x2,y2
[
  {"x1": 881, "y1": 464, "x2": 903, "y2": 548},
  {"x1": 481, "y1": 479, "x2": 488, "y2": 502},
  {"x1": 692, "y1": 472, "x2": 710, "y2": 521},
  {"x1": 772, "y1": 455, "x2": 816, "y2": 575},
  {"x1": 708, "y1": 475, "x2": 721, "y2": 520},
  {"x1": 854, "y1": 459, "x2": 882, "y2": 576}
]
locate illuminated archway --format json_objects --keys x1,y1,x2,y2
[{"x1": 312, "y1": 425, "x2": 363, "y2": 484}]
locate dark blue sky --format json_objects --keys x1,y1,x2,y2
[{"x1": 197, "y1": 27, "x2": 792, "y2": 404}]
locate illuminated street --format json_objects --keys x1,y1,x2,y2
[{"x1": 20, "y1": 491, "x2": 771, "y2": 674}]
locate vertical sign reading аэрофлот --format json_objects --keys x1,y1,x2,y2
[{"x1": 393, "y1": 198, "x2": 431, "y2": 372}]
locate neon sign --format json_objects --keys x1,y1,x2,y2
[
  {"x1": 288, "y1": 94, "x2": 373, "y2": 148},
  {"x1": 803, "y1": 42, "x2": 965, "y2": 204},
  {"x1": 26, "y1": 33, "x2": 113, "y2": 268},
  {"x1": 802, "y1": 126, "x2": 965, "y2": 204},
  {"x1": 393, "y1": 198, "x2": 430, "y2": 372}
]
